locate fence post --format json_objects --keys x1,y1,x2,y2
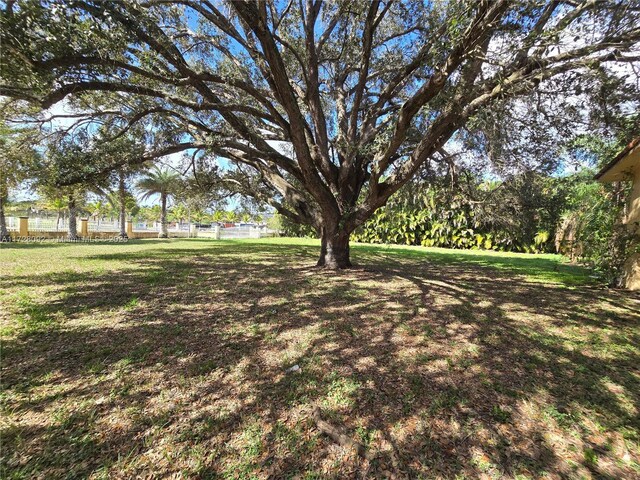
[
  {"x1": 19, "y1": 216, "x2": 28, "y2": 237},
  {"x1": 190, "y1": 224, "x2": 197, "y2": 238},
  {"x1": 80, "y1": 218, "x2": 89, "y2": 237},
  {"x1": 126, "y1": 220, "x2": 134, "y2": 237},
  {"x1": 214, "y1": 225, "x2": 221, "y2": 240}
]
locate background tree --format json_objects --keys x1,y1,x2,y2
[
  {"x1": 38, "y1": 184, "x2": 86, "y2": 239},
  {"x1": 1, "y1": 0, "x2": 639, "y2": 266},
  {"x1": 191, "y1": 208, "x2": 208, "y2": 225},
  {"x1": 88, "y1": 199, "x2": 109, "y2": 229},
  {"x1": 223, "y1": 211, "x2": 238, "y2": 225},
  {"x1": 137, "y1": 167, "x2": 180, "y2": 238},
  {"x1": 113, "y1": 168, "x2": 137, "y2": 238},
  {"x1": 38, "y1": 133, "x2": 103, "y2": 239},
  {"x1": 86, "y1": 125, "x2": 147, "y2": 238},
  {"x1": 140, "y1": 205, "x2": 162, "y2": 226},
  {"x1": 558, "y1": 128, "x2": 640, "y2": 285},
  {"x1": 40, "y1": 193, "x2": 67, "y2": 230},
  {"x1": 170, "y1": 204, "x2": 189, "y2": 226},
  {"x1": 65, "y1": 189, "x2": 82, "y2": 240},
  {"x1": 104, "y1": 188, "x2": 139, "y2": 235},
  {"x1": 0, "y1": 119, "x2": 40, "y2": 241},
  {"x1": 211, "y1": 210, "x2": 225, "y2": 225}
]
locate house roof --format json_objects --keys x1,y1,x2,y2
[{"x1": 595, "y1": 137, "x2": 640, "y2": 182}]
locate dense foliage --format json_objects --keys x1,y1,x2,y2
[
  {"x1": 363, "y1": 136, "x2": 638, "y2": 285},
  {"x1": 279, "y1": 152, "x2": 638, "y2": 286},
  {"x1": 280, "y1": 170, "x2": 585, "y2": 253},
  {"x1": 556, "y1": 135, "x2": 639, "y2": 286},
  {"x1": 558, "y1": 179, "x2": 634, "y2": 285}
]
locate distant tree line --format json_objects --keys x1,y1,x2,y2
[{"x1": 0, "y1": 119, "x2": 264, "y2": 240}]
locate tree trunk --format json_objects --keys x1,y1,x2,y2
[
  {"x1": 118, "y1": 171, "x2": 128, "y2": 239},
  {"x1": 0, "y1": 195, "x2": 10, "y2": 242},
  {"x1": 159, "y1": 193, "x2": 168, "y2": 238},
  {"x1": 68, "y1": 196, "x2": 78, "y2": 240},
  {"x1": 317, "y1": 226, "x2": 352, "y2": 269}
]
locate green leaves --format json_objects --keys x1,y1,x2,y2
[
  {"x1": 352, "y1": 186, "x2": 481, "y2": 249},
  {"x1": 351, "y1": 176, "x2": 565, "y2": 254},
  {"x1": 137, "y1": 167, "x2": 180, "y2": 200}
]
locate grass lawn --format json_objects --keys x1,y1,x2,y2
[{"x1": 1, "y1": 238, "x2": 638, "y2": 479}]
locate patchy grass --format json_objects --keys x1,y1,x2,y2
[{"x1": 0, "y1": 237, "x2": 638, "y2": 479}]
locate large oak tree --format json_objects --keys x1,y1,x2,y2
[{"x1": 1, "y1": 0, "x2": 639, "y2": 267}]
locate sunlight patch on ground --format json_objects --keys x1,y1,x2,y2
[{"x1": 0, "y1": 238, "x2": 638, "y2": 479}]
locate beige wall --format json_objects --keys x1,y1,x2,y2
[
  {"x1": 628, "y1": 167, "x2": 640, "y2": 228},
  {"x1": 622, "y1": 167, "x2": 640, "y2": 290},
  {"x1": 8, "y1": 231, "x2": 190, "y2": 240},
  {"x1": 621, "y1": 253, "x2": 640, "y2": 291}
]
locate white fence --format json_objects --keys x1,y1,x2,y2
[
  {"x1": 170, "y1": 224, "x2": 273, "y2": 239},
  {"x1": 6, "y1": 216, "x2": 18, "y2": 231},
  {"x1": 7, "y1": 217, "x2": 167, "y2": 233},
  {"x1": 6, "y1": 217, "x2": 276, "y2": 239},
  {"x1": 88, "y1": 219, "x2": 124, "y2": 232},
  {"x1": 28, "y1": 217, "x2": 65, "y2": 232},
  {"x1": 87, "y1": 220, "x2": 162, "y2": 232},
  {"x1": 6, "y1": 217, "x2": 122, "y2": 232},
  {"x1": 6, "y1": 217, "x2": 70, "y2": 232},
  {"x1": 220, "y1": 226, "x2": 263, "y2": 239}
]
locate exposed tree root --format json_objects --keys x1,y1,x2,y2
[
  {"x1": 311, "y1": 405, "x2": 408, "y2": 479},
  {"x1": 311, "y1": 406, "x2": 374, "y2": 460}
]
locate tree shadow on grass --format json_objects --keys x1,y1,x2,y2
[
  {"x1": 1, "y1": 241, "x2": 72, "y2": 250},
  {"x1": 1, "y1": 241, "x2": 638, "y2": 479},
  {"x1": 354, "y1": 242, "x2": 594, "y2": 285}
]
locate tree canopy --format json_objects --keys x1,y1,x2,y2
[{"x1": 1, "y1": 0, "x2": 639, "y2": 266}]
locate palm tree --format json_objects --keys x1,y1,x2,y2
[
  {"x1": 137, "y1": 167, "x2": 180, "y2": 238},
  {"x1": 88, "y1": 200, "x2": 109, "y2": 229},
  {"x1": 105, "y1": 169, "x2": 139, "y2": 239},
  {"x1": 212, "y1": 210, "x2": 225, "y2": 225},
  {"x1": 142, "y1": 205, "x2": 162, "y2": 225},
  {"x1": 224, "y1": 210, "x2": 237, "y2": 225},
  {"x1": 40, "y1": 195, "x2": 67, "y2": 230},
  {"x1": 42, "y1": 188, "x2": 85, "y2": 239},
  {"x1": 192, "y1": 209, "x2": 207, "y2": 224},
  {"x1": 170, "y1": 204, "x2": 189, "y2": 225}
]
